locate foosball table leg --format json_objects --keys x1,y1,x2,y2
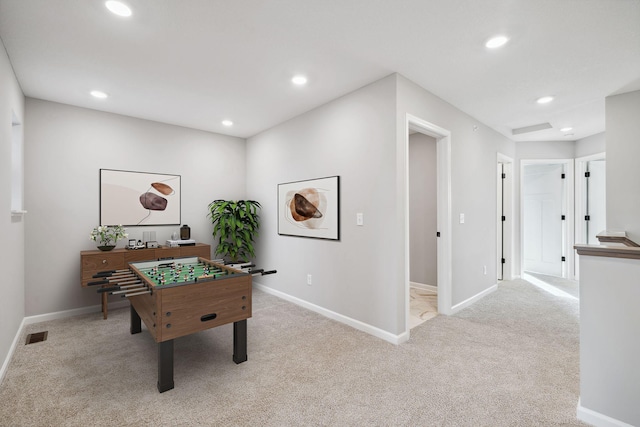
[
  {"x1": 233, "y1": 320, "x2": 247, "y2": 364},
  {"x1": 130, "y1": 305, "x2": 141, "y2": 335},
  {"x1": 157, "y1": 340, "x2": 174, "y2": 393}
]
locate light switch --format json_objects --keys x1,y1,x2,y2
[
  {"x1": 356, "y1": 213, "x2": 364, "y2": 226},
  {"x1": 459, "y1": 213, "x2": 465, "y2": 224}
]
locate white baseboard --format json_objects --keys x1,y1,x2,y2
[
  {"x1": 253, "y1": 282, "x2": 405, "y2": 345},
  {"x1": 450, "y1": 284, "x2": 498, "y2": 313},
  {"x1": 577, "y1": 398, "x2": 635, "y2": 427},
  {"x1": 410, "y1": 282, "x2": 438, "y2": 293},
  {"x1": 0, "y1": 317, "x2": 26, "y2": 386},
  {"x1": 23, "y1": 300, "x2": 129, "y2": 325}
]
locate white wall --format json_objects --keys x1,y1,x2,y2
[
  {"x1": 0, "y1": 37, "x2": 25, "y2": 379},
  {"x1": 408, "y1": 133, "x2": 437, "y2": 286},
  {"x1": 246, "y1": 75, "x2": 399, "y2": 334},
  {"x1": 396, "y1": 75, "x2": 516, "y2": 309},
  {"x1": 605, "y1": 90, "x2": 640, "y2": 242},
  {"x1": 578, "y1": 254, "x2": 640, "y2": 427},
  {"x1": 24, "y1": 99, "x2": 246, "y2": 316}
]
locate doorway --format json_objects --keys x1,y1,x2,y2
[
  {"x1": 403, "y1": 114, "x2": 452, "y2": 337},
  {"x1": 408, "y1": 132, "x2": 438, "y2": 328},
  {"x1": 521, "y1": 159, "x2": 574, "y2": 278}
]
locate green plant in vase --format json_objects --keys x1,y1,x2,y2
[
  {"x1": 207, "y1": 200, "x2": 261, "y2": 263},
  {"x1": 90, "y1": 225, "x2": 128, "y2": 251}
]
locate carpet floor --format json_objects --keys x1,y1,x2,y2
[{"x1": 0, "y1": 278, "x2": 587, "y2": 426}]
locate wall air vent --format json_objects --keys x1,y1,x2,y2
[{"x1": 511, "y1": 122, "x2": 552, "y2": 135}]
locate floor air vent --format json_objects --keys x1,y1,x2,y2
[{"x1": 25, "y1": 331, "x2": 48, "y2": 345}]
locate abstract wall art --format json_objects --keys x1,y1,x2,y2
[
  {"x1": 278, "y1": 176, "x2": 340, "y2": 240},
  {"x1": 100, "y1": 169, "x2": 181, "y2": 226}
]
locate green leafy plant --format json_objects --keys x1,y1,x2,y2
[
  {"x1": 207, "y1": 200, "x2": 261, "y2": 262},
  {"x1": 90, "y1": 225, "x2": 128, "y2": 246}
]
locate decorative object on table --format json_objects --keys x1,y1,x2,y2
[
  {"x1": 207, "y1": 200, "x2": 261, "y2": 263},
  {"x1": 278, "y1": 176, "x2": 340, "y2": 240},
  {"x1": 100, "y1": 169, "x2": 181, "y2": 226},
  {"x1": 90, "y1": 225, "x2": 128, "y2": 251},
  {"x1": 180, "y1": 224, "x2": 191, "y2": 240}
]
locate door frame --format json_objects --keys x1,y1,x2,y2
[
  {"x1": 497, "y1": 153, "x2": 514, "y2": 281},
  {"x1": 519, "y1": 159, "x2": 574, "y2": 279},
  {"x1": 403, "y1": 114, "x2": 452, "y2": 337},
  {"x1": 574, "y1": 152, "x2": 606, "y2": 280}
]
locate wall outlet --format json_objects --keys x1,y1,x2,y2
[
  {"x1": 307, "y1": 274, "x2": 312, "y2": 285},
  {"x1": 483, "y1": 265, "x2": 487, "y2": 275}
]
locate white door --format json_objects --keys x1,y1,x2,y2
[
  {"x1": 523, "y1": 164, "x2": 564, "y2": 277},
  {"x1": 586, "y1": 160, "x2": 606, "y2": 244}
]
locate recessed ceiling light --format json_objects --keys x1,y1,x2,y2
[
  {"x1": 292, "y1": 75, "x2": 307, "y2": 86},
  {"x1": 485, "y1": 35, "x2": 509, "y2": 49},
  {"x1": 536, "y1": 96, "x2": 554, "y2": 104},
  {"x1": 90, "y1": 90, "x2": 109, "y2": 99},
  {"x1": 222, "y1": 120, "x2": 233, "y2": 127},
  {"x1": 105, "y1": 1, "x2": 132, "y2": 17},
  {"x1": 560, "y1": 127, "x2": 573, "y2": 132}
]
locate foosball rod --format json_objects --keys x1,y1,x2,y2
[{"x1": 93, "y1": 269, "x2": 133, "y2": 278}]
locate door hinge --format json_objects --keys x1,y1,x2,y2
[
  {"x1": 561, "y1": 173, "x2": 566, "y2": 179},
  {"x1": 562, "y1": 256, "x2": 566, "y2": 262},
  {"x1": 585, "y1": 171, "x2": 591, "y2": 178},
  {"x1": 585, "y1": 215, "x2": 590, "y2": 221},
  {"x1": 436, "y1": 231, "x2": 440, "y2": 237},
  {"x1": 501, "y1": 258, "x2": 506, "y2": 264},
  {"x1": 501, "y1": 215, "x2": 506, "y2": 221},
  {"x1": 561, "y1": 215, "x2": 565, "y2": 220},
  {"x1": 501, "y1": 173, "x2": 506, "y2": 179}
]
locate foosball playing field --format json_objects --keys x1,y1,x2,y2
[{"x1": 134, "y1": 258, "x2": 235, "y2": 286}]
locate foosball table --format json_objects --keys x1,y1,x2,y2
[{"x1": 87, "y1": 256, "x2": 274, "y2": 392}]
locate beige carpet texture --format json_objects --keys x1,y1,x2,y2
[{"x1": 0, "y1": 279, "x2": 587, "y2": 426}]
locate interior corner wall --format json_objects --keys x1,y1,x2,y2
[
  {"x1": 246, "y1": 75, "x2": 400, "y2": 335},
  {"x1": 0, "y1": 37, "x2": 25, "y2": 377},
  {"x1": 396, "y1": 74, "x2": 516, "y2": 308},
  {"x1": 605, "y1": 90, "x2": 640, "y2": 242},
  {"x1": 24, "y1": 99, "x2": 246, "y2": 316},
  {"x1": 575, "y1": 132, "x2": 605, "y2": 158}
]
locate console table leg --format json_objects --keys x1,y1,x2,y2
[
  {"x1": 157, "y1": 340, "x2": 174, "y2": 393},
  {"x1": 233, "y1": 320, "x2": 247, "y2": 364},
  {"x1": 102, "y1": 292, "x2": 108, "y2": 319}
]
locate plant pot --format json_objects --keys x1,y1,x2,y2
[{"x1": 97, "y1": 245, "x2": 116, "y2": 251}]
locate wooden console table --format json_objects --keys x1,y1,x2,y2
[{"x1": 81, "y1": 243, "x2": 211, "y2": 319}]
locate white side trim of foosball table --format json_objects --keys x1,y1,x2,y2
[{"x1": 253, "y1": 282, "x2": 409, "y2": 345}]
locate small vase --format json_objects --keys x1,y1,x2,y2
[{"x1": 97, "y1": 245, "x2": 116, "y2": 251}]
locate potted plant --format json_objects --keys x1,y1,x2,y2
[
  {"x1": 207, "y1": 200, "x2": 261, "y2": 263},
  {"x1": 90, "y1": 225, "x2": 128, "y2": 251}
]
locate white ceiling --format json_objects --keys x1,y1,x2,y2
[{"x1": 1, "y1": 0, "x2": 639, "y2": 141}]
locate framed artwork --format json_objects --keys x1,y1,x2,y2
[
  {"x1": 278, "y1": 176, "x2": 340, "y2": 240},
  {"x1": 100, "y1": 169, "x2": 181, "y2": 226}
]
